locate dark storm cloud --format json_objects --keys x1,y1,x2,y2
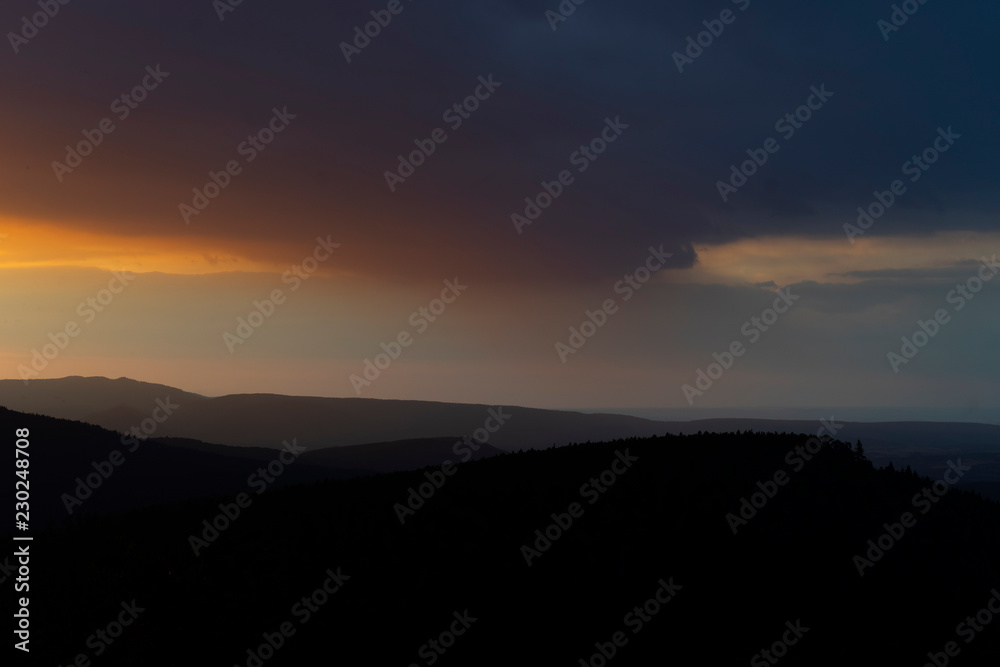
[
  {"x1": 831, "y1": 261, "x2": 990, "y2": 283},
  {"x1": 1, "y1": 0, "x2": 997, "y2": 284}
]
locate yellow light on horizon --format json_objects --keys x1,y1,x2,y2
[{"x1": 0, "y1": 216, "x2": 289, "y2": 276}]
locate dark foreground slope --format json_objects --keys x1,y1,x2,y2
[
  {"x1": 0, "y1": 406, "x2": 360, "y2": 527},
  {"x1": 16, "y1": 432, "x2": 1000, "y2": 666},
  {"x1": 0, "y1": 407, "x2": 503, "y2": 527}
]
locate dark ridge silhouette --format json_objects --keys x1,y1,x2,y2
[
  {"x1": 960, "y1": 481, "x2": 1000, "y2": 503},
  {"x1": 298, "y1": 436, "x2": 504, "y2": 471},
  {"x1": 3, "y1": 376, "x2": 1000, "y2": 483},
  {"x1": 0, "y1": 406, "x2": 353, "y2": 527},
  {"x1": 12, "y1": 422, "x2": 1000, "y2": 665},
  {"x1": 0, "y1": 375, "x2": 209, "y2": 419},
  {"x1": 0, "y1": 376, "x2": 673, "y2": 450},
  {"x1": 158, "y1": 435, "x2": 505, "y2": 472},
  {"x1": 0, "y1": 406, "x2": 505, "y2": 528}
]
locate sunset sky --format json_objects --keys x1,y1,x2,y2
[{"x1": 1, "y1": 0, "x2": 998, "y2": 410}]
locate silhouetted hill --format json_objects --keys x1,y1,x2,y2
[
  {"x1": 0, "y1": 406, "x2": 357, "y2": 527},
  {"x1": 300, "y1": 436, "x2": 504, "y2": 471},
  {"x1": 0, "y1": 406, "x2": 505, "y2": 528},
  {"x1": 15, "y1": 430, "x2": 1000, "y2": 666},
  {"x1": 960, "y1": 481, "x2": 1000, "y2": 503},
  {"x1": 3, "y1": 377, "x2": 999, "y2": 483},
  {"x1": 0, "y1": 376, "x2": 670, "y2": 450},
  {"x1": 0, "y1": 375, "x2": 208, "y2": 419},
  {"x1": 157, "y1": 435, "x2": 504, "y2": 472}
]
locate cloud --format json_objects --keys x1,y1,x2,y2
[
  {"x1": 3, "y1": 0, "x2": 1000, "y2": 407},
  {"x1": 0, "y1": 0, "x2": 998, "y2": 290}
]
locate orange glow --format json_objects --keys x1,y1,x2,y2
[{"x1": 0, "y1": 216, "x2": 283, "y2": 275}]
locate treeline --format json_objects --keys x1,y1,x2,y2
[{"x1": 16, "y1": 430, "x2": 1000, "y2": 666}]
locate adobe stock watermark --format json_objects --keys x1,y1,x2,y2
[
  {"x1": 349, "y1": 278, "x2": 467, "y2": 395},
  {"x1": 878, "y1": 0, "x2": 932, "y2": 42},
  {"x1": 681, "y1": 286, "x2": 799, "y2": 405},
  {"x1": 844, "y1": 126, "x2": 960, "y2": 243},
  {"x1": 922, "y1": 588, "x2": 1000, "y2": 667},
  {"x1": 672, "y1": 0, "x2": 752, "y2": 73},
  {"x1": 716, "y1": 84, "x2": 834, "y2": 202},
  {"x1": 556, "y1": 245, "x2": 672, "y2": 363},
  {"x1": 726, "y1": 418, "x2": 843, "y2": 534},
  {"x1": 7, "y1": 0, "x2": 73, "y2": 55},
  {"x1": 394, "y1": 407, "x2": 511, "y2": 524},
  {"x1": 188, "y1": 438, "x2": 307, "y2": 556},
  {"x1": 750, "y1": 620, "x2": 810, "y2": 667},
  {"x1": 340, "y1": 0, "x2": 416, "y2": 63},
  {"x1": 223, "y1": 236, "x2": 340, "y2": 353},
  {"x1": 545, "y1": 0, "x2": 588, "y2": 31},
  {"x1": 213, "y1": 0, "x2": 248, "y2": 22},
  {"x1": 578, "y1": 578, "x2": 683, "y2": 667},
  {"x1": 16, "y1": 270, "x2": 135, "y2": 384},
  {"x1": 233, "y1": 567, "x2": 349, "y2": 667},
  {"x1": 520, "y1": 449, "x2": 638, "y2": 566},
  {"x1": 384, "y1": 74, "x2": 502, "y2": 192},
  {"x1": 52, "y1": 65, "x2": 170, "y2": 183},
  {"x1": 179, "y1": 106, "x2": 296, "y2": 224},
  {"x1": 0, "y1": 555, "x2": 15, "y2": 585},
  {"x1": 886, "y1": 254, "x2": 997, "y2": 373},
  {"x1": 852, "y1": 459, "x2": 971, "y2": 576},
  {"x1": 60, "y1": 397, "x2": 180, "y2": 515},
  {"x1": 407, "y1": 610, "x2": 477, "y2": 667},
  {"x1": 511, "y1": 116, "x2": 629, "y2": 234}
]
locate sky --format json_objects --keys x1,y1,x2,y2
[{"x1": 1, "y1": 0, "x2": 999, "y2": 411}]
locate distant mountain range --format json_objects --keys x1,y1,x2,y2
[
  {"x1": 586, "y1": 406, "x2": 1000, "y2": 425},
  {"x1": 0, "y1": 376, "x2": 670, "y2": 450},
  {"x1": 2, "y1": 376, "x2": 998, "y2": 488}
]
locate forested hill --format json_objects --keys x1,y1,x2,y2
[{"x1": 18, "y1": 430, "x2": 1000, "y2": 666}]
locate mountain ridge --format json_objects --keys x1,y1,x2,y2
[{"x1": 3, "y1": 377, "x2": 998, "y2": 484}]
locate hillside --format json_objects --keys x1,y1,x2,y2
[
  {"x1": 4, "y1": 377, "x2": 1000, "y2": 485},
  {"x1": 15, "y1": 430, "x2": 1000, "y2": 666},
  {"x1": 0, "y1": 376, "x2": 670, "y2": 450}
]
